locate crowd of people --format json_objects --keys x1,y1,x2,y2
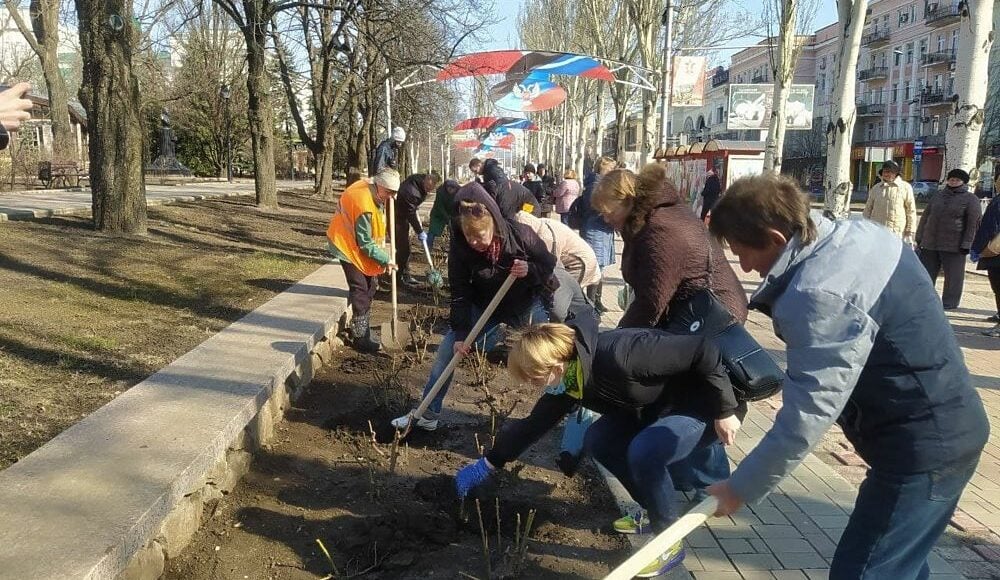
[{"x1": 323, "y1": 126, "x2": 995, "y2": 578}]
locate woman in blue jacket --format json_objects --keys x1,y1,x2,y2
[{"x1": 971, "y1": 194, "x2": 1000, "y2": 336}]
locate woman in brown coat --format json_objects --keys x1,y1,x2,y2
[{"x1": 591, "y1": 162, "x2": 749, "y2": 503}]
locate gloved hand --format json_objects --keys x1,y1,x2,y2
[
  {"x1": 971, "y1": 250, "x2": 981, "y2": 263},
  {"x1": 418, "y1": 231, "x2": 428, "y2": 243},
  {"x1": 455, "y1": 457, "x2": 494, "y2": 498}
]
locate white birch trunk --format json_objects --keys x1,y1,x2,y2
[
  {"x1": 595, "y1": 85, "x2": 606, "y2": 158},
  {"x1": 941, "y1": 0, "x2": 994, "y2": 179},
  {"x1": 763, "y1": 0, "x2": 797, "y2": 173},
  {"x1": 823, "y1": 0, "x2": 868, "y2": 218}
]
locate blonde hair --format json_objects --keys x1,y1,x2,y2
[
  {"x1": 593, "y1": 163, "x2": 674, "y2": 236},
  {"x1": 595, "y1": 156, "x2": 616, "y2": 175},
  {"x1": 563, "y1": 169, "x2": 578, "y2": 180},
  {"x1": 506, "y1": 323, "x2": 576, "y2": 383},
  {"x1": 458, "y1": 200, "x2": 494, "y2": 239}
]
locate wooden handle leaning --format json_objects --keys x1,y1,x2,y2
[
  {"x1": 388, "y1": 196, "x2": 398, "y2": 339},
  {"x1": 604, "y1": 496, "x2": 719, "y2": 580},
  {"x1": 411, "y1": 273, "x2": 517, "y2": 421}
]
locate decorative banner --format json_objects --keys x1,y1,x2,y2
[
  {"x1": 490, "y1": 76, "x2": 568, "y2": 112},
  {"x1": 453, "y1": 117, "x2": 538, "y2": 132},
  {"x1": 436, "y1": 50, "x2": 615, "y2": 82},
  {"x1": 727, "y1": 84, "x2": 815, "y2": 130},
  {"x1": 671, "y1": 56, "x2": 706, "y2": 107}
]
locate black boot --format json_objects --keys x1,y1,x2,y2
[
  {"x1": 351, "y1": 313, "x2": 381, "y2": 353},
  {"x1": 398, "y1": 269, "x2": 420, "y2": 287}
]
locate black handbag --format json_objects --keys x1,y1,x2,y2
[{"x1": 662, "y1": 246, "x2": 784, "y2": 402}]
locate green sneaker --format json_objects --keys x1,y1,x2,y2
[
  {"x1": 613, "y1": 511, "x2": 650, "y2": 535},
  {"x1": 636, "y1": 541, "x2": 685, "y2": 578}
]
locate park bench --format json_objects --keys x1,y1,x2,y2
[{"x1": 38, "y1": 160, "x2": 86, "y2": 189}]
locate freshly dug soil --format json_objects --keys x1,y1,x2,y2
[{"x1": 165, "y1": 279, "x2": 630, "y2": 579}]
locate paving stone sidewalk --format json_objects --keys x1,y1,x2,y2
[
  {"x1": 595, "y1": 240, "x2": 992, "y2": 579},
  {"x1": 0, "y1": 179, "x2": 305, "y2": 220}
]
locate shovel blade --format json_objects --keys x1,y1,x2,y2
[{"x1": 380, "y1": 321, "x2": 404, "y2": 351}]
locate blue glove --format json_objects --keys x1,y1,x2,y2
[
  {"x1": 971, "y1": 250, "x2": 981, "y2": 263},
  {"x1": 455, "y1": 458, "x2": 493, "y2": 498},
  {"x1": 418, "y1": 231, "x2": 428, "y2": 243}
]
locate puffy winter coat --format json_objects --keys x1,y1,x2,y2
[
  {"x1": 916, "y1": 184, "x2": 982, "y2": 253},
  {"x1": 514, "y1": 211, "x2": 601, "y2": 288},
  {"x1": 552, "y1": 178, "x2": 581, "y2": 214},
  {"x1": 972, "y1": 196, "x2": 1000, "y2": 271},
  {"x1": 863, "y1": 176, "x2": 917, "y2": 239}
]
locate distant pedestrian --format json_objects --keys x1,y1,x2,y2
[
  {"x1": 370, "y1": 127, "x2": 406, "y2": 176},
  {"x1": 862, "y1": 160, "x2": 917, "y2": 242},
  {"x1": 538, "y1": 163, "x2": 556, "y2": 196},
  {"x1": 326, "y1": 169, "x2": 399, "y2": 353},
  {"x1": 699, "y1": 168, "x2": 722, "y2": 222},
  {"x1": 394, "y1": 172, "x2": 440, "y2": 286},
  {"x1": 916, "y1": 168, "x2": 983, "y2": 309},
  {"x1": 480, "y1": 158, "x2": 541, "y2": 218},
  {"x1": 552, "y1": 169, "x2": 581, "y2": 225},
  {"x1": 578, "y1": 156, "x2": 618, "y2": 312},
  {"x1": 427, "y1": 179, "x2": 460, "y2": 252},
  {"x1": 971, "y1": 194, "x2": 1000, "y2": 336},
  {"x1": 522, "y1": 163, "x2": 545, "y2": 203},
  {"x1": 469, "y1": 157, "x2": 483, "y2": 183}
]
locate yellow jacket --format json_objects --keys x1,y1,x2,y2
[{"x1": 863, "y1": 176, "x2": 917, "y2": 239}]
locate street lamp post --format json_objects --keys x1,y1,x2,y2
[{"x1": 220, "y1": 84, "x2": 232, "y2": 182}]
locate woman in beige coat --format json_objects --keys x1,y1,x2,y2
[
  {"x1": 515, "y1": 210, "x2": 601, "y2": 290},
  {"x1": 863, "y1": 160, "x2": 918, "y2": 243}
]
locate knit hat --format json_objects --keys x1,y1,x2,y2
[
  {"x1": 392, "y1": 127, "x2": 406, "y2": 142},
  {"x1": 373, "y1": 168, "x2": 400, "y2": 191},
  {"x1": 947, "y1": 168, "x2": 970, "y2": 184}
]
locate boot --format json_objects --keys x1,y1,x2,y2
[
  {"x1": 398, "y1": 269, "x2": 420, "y2": 286},
  {"x1": 351, "y1": 313, "x2": 381, "y2": 353}
]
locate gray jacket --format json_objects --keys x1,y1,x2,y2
[
  {"x1": 730, "y1": 215, "x2": 988, "y2": 503},
  {"x1": 915, "y1": 184, "x2": 982, "y2": 253}
]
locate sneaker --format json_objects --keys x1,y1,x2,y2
[
  {"x1": 391, "y1": 411, "x2": 439, "y2": 431},
  {"x1": 613, "y1": 511, "x2": 651, "y2": 535},
  {"x1": 983, "y1": 324, "x2": 1000, "y2": 338},
  {"x1": 691, "y1": 488, "x2": 710, "y2": 503},
  {"x1": 636, "y1": 541, "x2": 685, "y2": 578},
  {"x1": 398, "y1": 272, "x2": 420, "y2": 286}
]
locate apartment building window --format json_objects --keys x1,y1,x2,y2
[
  {"x1": 894, "y1": 46, "x2": 902, "y2": 65},
  {"x1": 904, "y1": 81, "x2": 911, "y2": 101},
  {"x1": 948, "y1": 73, "x2": 954, "y2": 93},
  {"x1": 952, "y1": 30, "x2": 959, "y2": 52},
  {"x1": 882, "y1": 14, "x2": 889, "y2": 31},
  {"x1": 934, "y1": 74, "x2": 942, "y2": 91},
  {"x1": 889, "y1": 119, "x2": 897, "y2": 139},
  {"x1": 867, "y1": 123, "x2": 875, "y2": 141},
  {"x1": 877, "y1": 123, "x2": 884, "y2": 139},
  {"x1": 905, "y1": 43, "x2": 913, "y2": 64},
  {"x1": 891, "y1": 83, "x2": 898, "y2": 102},
  {"x1": 880, "y1": 51, "x2": 887, "y2": 67},
  {"x1": 716, "y1": 106, "x2": 724, "y2": 124},
  {"x1": 937, "y1": 34, "x2": 945, "y2": 52},
  {"x1": 919, "y1": 39, "x2": 927, "y2": 58},
  {"x1": 902, "y1": 117, "x2": 909, "y2": 138},
  {"x1": 897, "y1": 8, "x2": 909, "y2": 26}
]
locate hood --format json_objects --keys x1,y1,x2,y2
[
  {"x1": 564, "y1": 304, "x2": 599, "y2": 386},
  {"x1": 452, "y1": 181, "x2": 513, "y2": 247},
  {"x1": 438, "y1": 179, "x2": 460, "y2": 196}
]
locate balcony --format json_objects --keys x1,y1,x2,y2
[
  {"x1": 921, "y1": 133, "x2": 946, "y2": 146},
  {"x1": 858, "y1": 66, "x2": 889, "y2": 82},
  {"x1": 711, "y1": 69, "x2": 730, "y2": 88},
  {"x1": 920, "y1": 50, "x2": 956, "y2": 67},
  {"x1": 862, "y1": 27, "x2": 891, "y2": 47},
  {"x1": 751, "y1": 72, "x2": 769, "y2": 84},
  {"x1": 925, "y1": 3, "x2": 961, "y2": 27},
  {"x1": 920, "y1": 88, "x2": 954, "y2": 107},
  {"x1": 856, "y1": 102, "x2": 887, "y2": 116}
]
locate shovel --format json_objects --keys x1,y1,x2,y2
[
  {"x1": 421, "y1": 236, "x2": 444, "y2": 290},
  {"x1": 603, "y1": 496, "x2": 719, "y2": 580},
  {"x1": 398, "y1": 273, "x2": 517, "y2": 437},
  {"x1": 381, "y1": 196, "x2": 403, "y2": 350}
]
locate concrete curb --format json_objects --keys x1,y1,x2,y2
[
  {"x1": 0, "y1": 190, "x2": 255, "y2": 222},
  {"x1": 0, "y1": 264, "x2": 350, "y2": 580}
]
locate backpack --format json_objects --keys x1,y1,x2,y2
[{"x1": 567, "y1": 196, "x2": 586, "y2": 230}]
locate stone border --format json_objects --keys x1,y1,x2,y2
[{"x1": 0, "y1": 264, "x2": 350, "y2": 580}]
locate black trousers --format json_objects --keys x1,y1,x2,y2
[
  {"x1": 919, "y1": 249, "x2": 967, "y2": 309},
  {"x1": 989, "y1": 268, "x2": 1000, "y2": 315},
  {"x1": 340, "y1": 260, "x2": 377, "y2": 318},
  {"x1": 394, "y1": 219, "x2": 413, "y2": 273}
]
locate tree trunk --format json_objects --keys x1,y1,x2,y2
[
  {"x1": 594, "y1": 85, "x2": 606, "y2": 159},
  {"x1": 763, "y1": 0, "x2": 797, "y2": 173},
  {"x1": 942, "y1": 0, "x2": 994, "y2": 178},
  {"x1": 75, "y1": 0, "x2": 146, "y2": 233},
  {"x1": 822, "y1": 0, "x2": 867, "y2": 218},
  {"x1": 315, "y1": 124, "x2": 337, "y2": 199},
  {"x1": 32, "y1": 0, "x2": 73, "y2": 159},
  {"x1": 244, "y1": 22, "x2": 278, "y2": 209}
]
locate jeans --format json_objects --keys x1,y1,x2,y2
[
  {"x1": 587, "y1": 412, "x2": 719, "y2": 532},
  {"x1": 831, "y1": 453, "x2": 980, "y2": 579},
  {"x1": 669, "y1": 442, "x2": 731, "y2": 492},
  {"x1": 421, "y1": 300, "x2": 548, "y2": 414}
]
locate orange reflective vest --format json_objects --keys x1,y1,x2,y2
[{"x1": 327, "y1": 180, "x2": 389, "y2": 276}]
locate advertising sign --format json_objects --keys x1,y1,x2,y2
[
  {"x1": 727, "y1": 84, "x2": 815, "y2": 131},
  {"x1": 671, "y1": 56, "x2": 707, "y2": 107}
]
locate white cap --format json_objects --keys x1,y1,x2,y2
[
  {"x1": 373, "y1": 168, "x2": 400, "y2": 191},
  {"x1": 392, "y1": 127, "x2": 406, "y2": 142}
]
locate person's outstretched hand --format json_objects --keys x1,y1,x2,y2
[
  {"x1": 0, "y1": 83, "x2": 32, "y2": 131},
  {"x1": 455, "y1": 457, "x2": 494, "y2": 498},
  {"x1": 707, "y1": 480, "x2": 744, "y2": 516}
]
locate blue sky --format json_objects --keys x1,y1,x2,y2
[{"x1": 479, "y1": 0, "x2": 840, "y2": 61}]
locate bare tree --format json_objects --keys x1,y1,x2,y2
[
  {"x1": 3, "y1": 0, "x2": 74, "y2": 159},
  {"x1": 822, "y1": 0, "x2": 868, "y2": 219},
  {"x1": 942, "y1": 0, "x2": 995, "y2": 179}
]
